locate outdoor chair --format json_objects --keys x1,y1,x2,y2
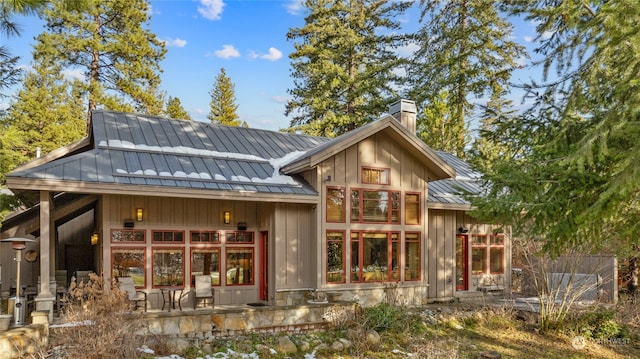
[
  {"x1": 193, "y1": 275, "x2": 214, "y2": 309},
  {"x1": 117, "y1": 277, "x2": 147, "y2": 312}
]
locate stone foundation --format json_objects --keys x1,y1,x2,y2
[{"x1": 0, "y1": 323, "x2": 48, "y2": 359}]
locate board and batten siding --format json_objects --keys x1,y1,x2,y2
[
  {"x1": 313, "y1": 133, "x2": 435, "y2": 289},
  {"x1": 101, "y1": 194, "x2": 268, "y2": 305},
  {"x1": 272, "y1": 203, "x2": 316, "y2": 290},
  {"x1": 428, "y1": 209, "x2": 512, "y2": 297}
]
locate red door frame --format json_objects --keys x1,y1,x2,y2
[
  {"x1": 259, "y1": 231, "x2": 268, "y2": 301},
  {"x1": 456, "y1": 235, "x2": 469, "y2": 291}
]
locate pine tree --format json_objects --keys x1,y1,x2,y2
[
  {"x1": 286, "y1": 0, "x2": 411, "y2": 137},
  {"x1": 208, "y1": 68, "x2": 240, "y2": 126},
  {"x1": 165, "y1": 96, "x2": 191, "y2": 121},
  {"x1": 408, "y1": 0, "x2": 526, "y2": 155},
  {"x1": 0, "y1": 59, "x2": 85, "y2": 183},
  {"x1": 469, "y1": 90, "x2": 519, "y2": 171},
  {"x1": 33, "y1": 0, "x2": 166, "y2": 122},
  {"x1": 472, "y1": 1, "x2": 640, "y2": 257},
  {"x1": 416, "y1": 90, "x2": 469, "y2": 156}
]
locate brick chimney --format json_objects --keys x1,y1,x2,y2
[{"x1": 389, "y1": 99, "x2": 417, "y2": 134}]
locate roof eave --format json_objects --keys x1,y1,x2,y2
[
  {"x1": 427, "y1": 202, "x2": 474, "y2": 211},
  {"x1": 5, "y1": 179, "x2": 320, "y2": 204},
  {"x1": 10, "y1": 136, "x2": 92, "y2": 173},
  {"x1": 281, "y1": 116, "x2": 456, "y2": 180}
]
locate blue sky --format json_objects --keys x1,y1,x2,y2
[{"x1": 7, "y1": 0, "x2": 542, "y2": 132}]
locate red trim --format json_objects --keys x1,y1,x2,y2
[
  {"x1": 189, "y1": 230, "x2": 220, "y2": 243},
  {"x1": 151, "y1": 247, "x2": 185, "y2": 288},
  {"x1": 326, "y1": 231, "x2": 346, "y2": 284},
  {"x1": 350, "y1": 188, "x2": 401, "y2": 224},
  {"x1": 189, "y1": 247, "x2": 222, "y2": 287},
  {"x1": 225, "y1": 247, "x2": 255, "y2": 286},
  {"x1": 326, "y1": 186, "x2": 346, "y2": 223},
  {"x1": 111, "y1": 246, "x2": 146, "y2": 288},
  {"x1": 405, "y1": 232, "x2": 421, "y2": 281},
  {"x1": 110, "y1": 228, "x2": 145, "y2": 243},
  {"x1": 404, "y1": 192, "x2": 421, "y2": 225},
  {"x1": 361, "y1": 166, "x2": 391, "y2": 185},
  {"x1": 151, "y1": 229, "x2": 185, "y2": 244},
  {"x1": 349, "y1": 231, "x2": 401, "y2": 283}
]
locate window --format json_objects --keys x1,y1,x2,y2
[
  {"x1": 111, "y1": 229, "x2": 145, "y2": 243},
  {"x1": 326, "y1": 187, "x2": 345, "y2": 222},
  {"x1": 112, "y1": 247, "x2": 145, "y2": 287},
  {"x1": 326, "y1": 232, "x2": 345, "y2": 283},
  {"x1": 226, "y1": 248, "x2": 254, "y2": 285},
  {"x1": 350, "y1": 232, "x2": 399, "y2": 283},
  {"x1": 152, "y1": 230, "x2": 184, "y2": 243},
  {"x1": 191, "y1": 231, "x2": 219, "y2": 243},
  {"x1": 471, "y1": 234, "x2": 505, "y2": 275},
  {"x1": 362, "y1": 167, "x2": 390, "y2": 185},
  {"x1": 225, "y1": 231, "x2": 254, "y2": 243},
  {"x1": 191, "y1": 249, "x2": 221, "y2": 286},
  {"x1": 152, "y1": 248, "x2": 184, "y2": 287},
  {"x1": 351, "y1": 189, "x2": 400, "y2": 224},
  {"x1": 404, "y1": 232, "x2": 421, "y2": 281},
  {"x1": 405, "y1": 193, "x2": 420, "y2": 225},
  {"x1": 490, "y1": 234, "x2": 505, "y2": 274}
]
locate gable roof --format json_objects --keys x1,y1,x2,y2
[
  {"x1": 7, "y1": 110, "x2": 329, "y2": 203},
  {"x1": 427, "y1": 151, "x2": 483, "y2": 210},
  {"x1": 281, "y1": 115, "x2": 455, "y2": 181},
  {"x1": 7, "y1": 110, "x2": 467, "y2": 206}
]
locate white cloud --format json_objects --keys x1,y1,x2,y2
[
  {"x1": 396, "y1": 42, "x2": 420, "y2": 57},
  {"x1": 198, "y1": 0, "x2": 225, "y2": 20},
  {"x1": 213, "y1": 44, "x2": 240, "y2": 59},
  {"x1": 524, "y1": 36, "x2": 533, "y2": 43},
  {"x1": 163, "y1": 38, "x2": 187, "y2": 48},
  {"x1": 62, "y1": 68, "x2": 86, "y2": 82},
  {"x1": 260, "y1": 47, "x2": 283, "y2": 61},
  {"x1": 271, "y1": 95, "x2": 289, "y2": 104},
  {"x1": 541, "y1": 30, "x2": 554, "y2": 40},
  {"x1": 285, "y1": 0, "x2": 304, "y2": 15}
]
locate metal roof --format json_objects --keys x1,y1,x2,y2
[
  {"x1": 7, "y1": 111, "x2": 483, "y2": 205},
  {"x1": 8, "y1": 110, "x2": 329, "y2": 197},
  {"x1": 428, "y1": 151, "x2": 484, "y2": 207}
]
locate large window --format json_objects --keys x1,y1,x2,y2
[
  {"x1": 326, "y1": 232, "x2": 345, "y2": 283},
  {"x1": 361, "y1": 167, "x2": 390, "y2": 185},
  {"x1": 405, "y1": 193, "x2": 420, "y2": 225},
  {"x1": 471, "y1": 234, "x2": 505, "y2": 275},
  {"x1": 404, "y1": 232, "x2": 421, "y2": 281},
  {"x1": 152, "y1": 248, "x2": 185, "y2": 287},
  {"x1": 326, "y1": 187, "x2": 345, "y2": 222},
  {"x1": 226, "y1": 247, "x2": 254, "y2": 285},
  {"x1": 350, "y1": 232, "x2": 399, "y2": 282},
  {"x1": 191, "y1": 249, "x2": 221, "y2": 286},
  {"x1": 112, "y1": 247, "x2": 146, "y2": 287},
  {"x1": 351, "y1": 189, "x2": 400, "y2": 224}
]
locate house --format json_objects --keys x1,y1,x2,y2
[{"x1": 0, "y1": 99, "x2": 510, "y2": 322}]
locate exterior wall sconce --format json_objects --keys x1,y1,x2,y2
[
  {"x1": 91, "y1": 233, "x2": 99, "y2": 245},
  {"x1": 457, "y1": 226, "x2": 469, "y2": 234},
  {"x1": 223, "y1": 211, "x2": 231, "y2": 224},
  {"x1": 136, "y1": 208, "x2": 144, "y2": 222}
]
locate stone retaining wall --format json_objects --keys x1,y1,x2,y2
[
  {"x1": 139, "y1": 302, "x2": 356, "y2": 338},
  {"x1": 0, "y1": 323, "x2": 48, "y2": 359}
]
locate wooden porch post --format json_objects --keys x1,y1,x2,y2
[{"x1": 35, "y1": 191, "x2": 55, "y2": 323}]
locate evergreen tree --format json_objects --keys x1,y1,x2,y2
[
  {"x1": 165, "y1": 96, "x2": 191, "y2": 121},
  {"x1": 286, "y1": 0, "x2": 411, "y2": 137},
  {"x1": 0, "y1": 59, "x2": 85, "y2": 183},
  {"x1": 469, "y1": 90, "x2": 519, "y2": 171},
  {"x1": 408, "y1": 0, "x2": 526, "y2": 155},
  {"x1": 208, "y1": 68, "x2": 240, "y2": 126},
  {"x1": 416, "y1": 90, "x2": 469, "y2": 156},
  {"x1": 472, "y1": 1, "x2": 640, "y2": 257},
  {"x1": 33, "y1": 0, "x2": 166, "y2": 122}
]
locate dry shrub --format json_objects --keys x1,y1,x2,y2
[{"x1": 52, "y1": 273, "x2": 146, "y2": 358}]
